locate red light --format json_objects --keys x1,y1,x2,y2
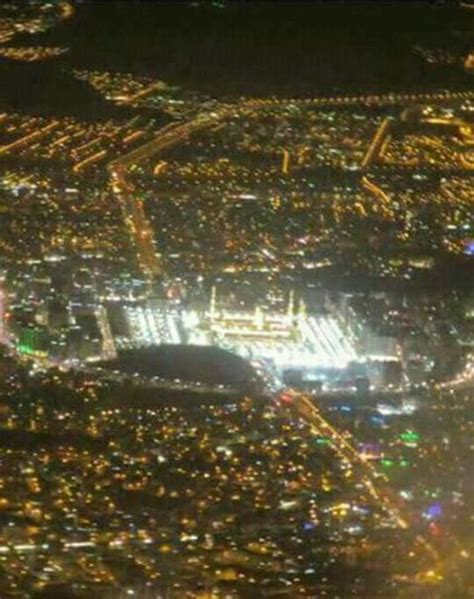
[
  {"x1": 429, "y1": 522, "x2": 442, "y2": 537},
  {"x1": 279, "y1": 392, "x2": 294, "y2": 404}
]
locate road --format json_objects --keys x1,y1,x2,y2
[
  {"x1": 107, "y1": 88, "x2": 474, "y2": 286},
  {"x1": 242, "y1": 89, "x2": 474, "y2": 110},
  {"x1": 95, "y1": 305, "x2": 117, "y2": 360},
  {"x1": 284, "y1": 389, "x2": 440, "y2": 566},
  {"x1": 435, "y1": 352, "x2": 474, "y2": 390},
  {"x1": 109, "y1": 111, "x2": 228, "y2": 172},
  {"x1": 108, "y1": 108, "x2": 233, "y2": 285},
  {"x1": 110, "y1": 167, "x2": 161, "y2": 282},
  {"x1": 0, "y1": 286, "x2": 10, "y2": 346},
  {"x1": 120, "y1": 81, "x2": 168, "y2": 105},
  {"x1": 361, "y1": 117, "x2": 393, "y2": 167},
  {"x1": 361, "y1": 174, "x2": 393, "y2": 218},
  {"x1": 0, "y1": 121, "x2": 60, "y2": 156}
]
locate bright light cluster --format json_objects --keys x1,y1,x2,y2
[
  {"x1": 124, "y1": 302, "x2": 358, "y2": 375},
  {"x1": 189, "y1": 313, "x2": 357, "y2": 371},
  {"x1": 124, "y1": 305, "x2": 181, "y2": 347}
]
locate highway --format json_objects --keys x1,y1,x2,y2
[
  {"x1": 108, "y1": 108, "x2": 232, "y2": 284},
  {"x1": 110, "y1": 167, "x2": 161, "y2": 282},
  {"x1": 361, "y1": 117, "x2": 393, "y2": 167},
  {"x1": 296, "y1": 390, "x2": 474, "y2": 588},
  {"x1": 107, "y1": 88, "x2": 474, "y2": 287},
  {"x1": 361, "y1": 174, "x2": 393, "y2": 218},
  {"x1": 284, "y1": 389, "x2": 441, "y2": 567},
  {"x1": 241, "y1": 89, "x2": 474, "y2": 110},
  {"x1": 109, "y1": 112, "x2": 227, "y2": 172}
]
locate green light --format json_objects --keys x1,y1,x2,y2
[
  {"x1": 18, "y1": 343, "x2": 34, "y2": 355},
  {"x1": 382, "y1": 459, "x2": 394, "y2": 467},
  {"x1": 400, "y1": 460, "x2": 409, "y2": 467},
  {"x1": 18, "y1": 342, "x2": 47, "y2": 358},
  {"x1": 400, "y1": 431, "x2": 420, "y2": 442},
  {"x1": 315, "y1": 437, "x2": 330, "y2": 445}
]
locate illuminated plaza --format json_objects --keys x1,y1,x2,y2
[{"x1": 123, "y1": 288, "x2": 358, "y2": 380}]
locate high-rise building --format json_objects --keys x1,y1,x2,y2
[{"x1": 17, "y1": 325, "x2": 49, "y2": 358}]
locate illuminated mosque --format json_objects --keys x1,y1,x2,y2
[{"x1": 182, "y1": 287, "x2": 356, "y2": 371}]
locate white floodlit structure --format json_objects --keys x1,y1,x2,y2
[{"x1": 123, "y1": 290, "x2": 358, "y2": 376}]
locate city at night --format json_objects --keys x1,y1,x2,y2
[{"x1": 0, "y1": 1, "x2": 472, "y2": 597}]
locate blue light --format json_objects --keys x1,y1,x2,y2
[
  {"x1": 464, "y1": 240, "x2": 474, "y2": 256},
  {"x1": 424, "y1": 502, "x2": 442, "y2": 520}
]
